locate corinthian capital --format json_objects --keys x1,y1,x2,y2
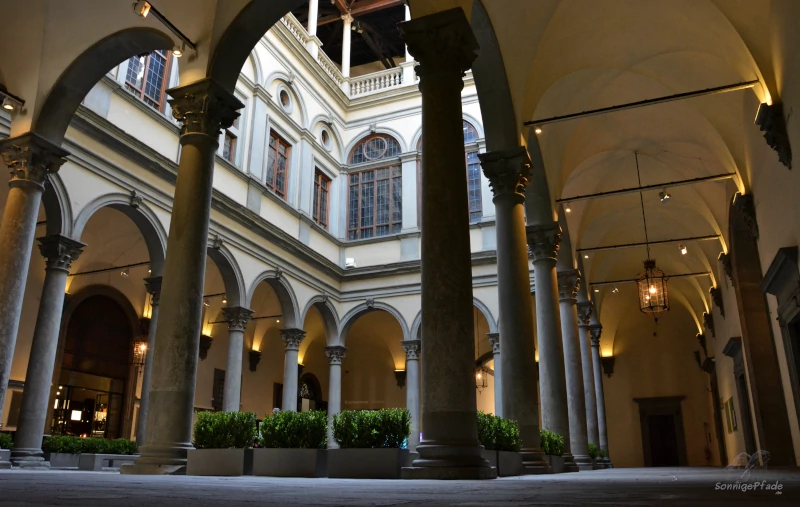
[
  {"x1": 38, "y1": 235, "x2": 85, "y2": 272},
  {"x1": 401, "y1": 339, "x2": 421, "y2": 360},
  {"x1": 168, "y1": 79, "x2": 243, "y2": 138},
  {"x1": 577, "y1": 301, "x2": 593, "y2": 326},
  {"x1": 487, "y1": 333, "x2": 500, "y2": 355},
  {"x1": 479, "y1": 147, "x2": 532, "y2": 202},
  {"x1": 325, "y1": 345, "x2": 347, "y2": 365},
  {"x1": 557, "y1": 269, "x2": 581, "y2": 301},
  {"x1": 222, "y1": 306, "x2": 254, "y2": 332},
  {"x1": 526, "y1": 222, "x2": 561, "y2": 262},
  {"x1": 590, "y1": 325, "x2": 603, "y2": 346},
  {"x1": 399, "y1": 8, "x2": 478, "y2": 83},
  {"x1": 281, "y1": 328, "x2": 307, "y2": 350},
  {"x1": 0, "y1": 133, "x2": 69, "y2": 188}
]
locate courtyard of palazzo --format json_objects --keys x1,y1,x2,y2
[{"x1": 1, "y1": 0, "x2": 800, "y2": 505}]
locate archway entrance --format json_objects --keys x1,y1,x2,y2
[{"x1": 51, "y1": 295, "x2": 135, "y2": 439}]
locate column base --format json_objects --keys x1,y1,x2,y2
[
  {"x1": 0, "y1": 459, "x2": 10, "y2": 470},
  {"x1": 602, "y1": 457, "x2": 613, "y2": 468},
  {"x1": 10, "y1": 448, "x2": 50, "y2": 469},
  {"x1": 119, "y1": 441, "x2": 191, "y2": 475},
  {"x1": 572, "y1": 453, "x2": 594, "y2": 471},
  {"x1": 562, "y1": 452, "x2": 580, "y2": 473},
  {"x1": 402, "y1": 440, "x2": 496, "y2": 479},
  {"x1": 402, "y1": 466, "x2": 497, "y2": 480},
  {"x1": 521, "y1": 447, "x2": 551, "y2": 474}
]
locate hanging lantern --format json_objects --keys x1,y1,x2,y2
[
  {"x1": 637, "y1": 258, "x2": 669, "y2": 320},
  {"x1": 133, "y1": 340, "x2": 148, "y2": 367},
  {"x1": 475, "y1": 367, "x2": 488, "y2": 393}
]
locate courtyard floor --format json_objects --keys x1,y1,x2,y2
[{"x1": 1, "y1": 467, "x2": 799, "y2": 506}]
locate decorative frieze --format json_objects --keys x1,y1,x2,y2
[
  {"x1": 168, "y1": 79, "x2": 243, "y2": 139},
  {"x1": 325, "y1": 345, "x2": 347, "y2": 365},
  {"x1": 38, "y1": 235, "x2": 84, "y2": 273},
  {"x1": 754, "y1": 102, "x2": 792, "y2": 169},
  {"x1": 557, "y1": 269, "x2": 581, "y2": 301},
  {"x1": 222, "y1": 306, "x2": 253, "y2": 332},
  {"x1": 478, "y1": 147, "x2": 532, "y2": 202},
  {"x1": 281, "y1": 328, "x2": 307, "y2": 350},
  {"x1": 526, "y1": 222, "x2": 562, "y2": 262},
  {"x1": 0, "y1": 133, "x2": 69, "y2": 188}
]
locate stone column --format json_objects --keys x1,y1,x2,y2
[
  {"x1": 400, "y1": 4, "x2": 417, "y2": 85},
  {"x1": 325, "y1": 345, "x2": 346, "y2": 449},
  {"x1": 222, "y1": 307, "x2": 253, "y2": 412},
  {"x1": 577, "y1": 301, "x2": 599, "y2": 452},
  {"x1": 487, "y1": 333, "x2": 501, "y2": 418},
  {"x1": 0, "y1": 134, "x2": 68, "y2": 425},
  {"x1": 399, "y1": 9, "x2": 493, "y2": 480},
  {"x1": 557, "y1": 270, "x2": 592, "y2": 470},
  {"x1": 281, "y1": 328, "x2": 306, "y2": 412},
  {"x1": 136, "y1": 276, "x2": 162, "y2": 445},
  {"x1": 122, "y1": 79, "x2": 242, "y2": 475},
  {"x1": 341, "y1": 13, "x2": 353, "y2": 94},
  {"x1": 480, "y1": 148, "x2": 548, "y2": 473},
  {"x1": 526, "y1": 222, "x2": 578, "y2": 472},
  {"x1": 591, "y1": 325, "x2": 612, "y2": 466},
  {"x1": 10, "y1": 235, "x2": 83, "y2": 468},
  {"x1": 307, "y1": 0, "x2": 319, "y2": 38},
  {"x1": 402, "y1": 340, "x2": 421, "y2": 451}
]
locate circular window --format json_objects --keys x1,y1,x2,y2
[
  {"x1": 363, "y1": 136, "x2": 388, "y2": 161},
  {"x1": 320, "y1": 129, "x2": 331, "y2": 150},
  {"x1": 279, "y1": 90, "x2": 290, "y2": 108}
]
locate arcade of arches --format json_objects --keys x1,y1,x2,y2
[{"x1": 0, "y1": 0, "x2": 799, "y2": 485}]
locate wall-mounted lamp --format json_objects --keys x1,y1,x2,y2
[
  {"x1": 249, "y1": 349, "x2": 262, "y2": 372},
  {"x1": 600, "y1": 355, "x2": 615, "y2": 378},
  {"x1": 199, "y1": 334, "x2": 213, "y2": 360},
  {"x1": 0, "y1": 86, "x2": 25, "y2": 112},
  {"x1": 394, "y1": 369, "x2": 406, "y2": 389}
]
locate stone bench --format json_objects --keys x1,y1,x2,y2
[{"x1": 78, "y1": 453, "x2": 138, "y2": 471}]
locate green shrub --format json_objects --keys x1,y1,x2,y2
[
  {"x1": 540, "y1": 429, "x2": 565, "y2": 456},
  {"x1": 476, "y1": 412, "x2": 521, "y2": 452},
  {"x1": 588, "y1": 443, "x2": 598, "y2": 459},
  {"x1": 80, "y1": 437, "x2": 109, "y2": 454},
  {"x1": 42, "y1": 435, "x2": 82, "y2": 454},
  {"x1": 598, "y1": 447, "x2": 606, "y2": 459},
  {"x1": 260, "y1": 410, "x2": 327, "y2": 449},
  {"x1": 107, "y1": 438, "x2": 138, "y2": 455},
  {"x1": 193, "y1": 411, "x2": 257, "y2": 449},
  {"x1": 332, "y1": 409, "x2": 410, "y2": 449},
  {"x1": 0, "y1": 433, "x2": 12, "y2": 450}
]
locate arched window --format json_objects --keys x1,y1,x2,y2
[
  {"x1": 125, "y1": 50, "x2": 172, "y2": 112},
  {"x1": 418, "y1": 121, "x2": 483, "y2": 224},
  {"x1": 347, "y1": 134, "x2": 403, "y2": 240}
]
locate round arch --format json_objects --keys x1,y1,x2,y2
[
  {"x1": 42, "y1": 173, "x2": 73, "y2": 237},
  {"x1": 309, "y1": 114, "x2": 346, "y2": 157},
  {"x1": 33, "y1": 27, "x2": 173, "y2": 144},
  {"x1": 300, "y1": 295, "x2": 340, "y2": 346},
  {"x1": 338, "y1": 301, "x2": 410, "y2": 347},
  {"x1": 206, "y1": 244, "x2": 247, "y2": 309},
  {"x1": 472, "y1": 296, "x2": 498, "y2": 334},
  {"x1": 344, "y1": 128, "x2": 409, "y2": 158},
  {"x1": 266, "y1": 72, "x2": 309, "y2": 128},
  {"x1": 71, "y1": 192, "x2": 167, "y2": 276},
  {"x1": 246, "y1": 270, "x2": 301, "y2": 329}
]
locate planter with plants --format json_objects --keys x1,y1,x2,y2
[
  {"x1": 476, "y1": 412, "x2": 523, "y2": 477},
  {"x1": 328, "y1": 408, "x2": 410, "y2": 479},
  {"x1": 187, "y1": 411, "x2": 257, "y2": 476},
  {"x1": 254, "y1": 409, "x2": 328, "y2": 477},
  {"x1": 588, "y1": 443, "x2": 605, "y2": 469},
  {"x1": 40, "y1": 436, "x2": 138, "y2": 469},
  {"x1": 540, "y1": 429, "x2": 565, "y2": 473},
  {"x1": 0, "y1": 433, "x2": 13, "y2": 466}
]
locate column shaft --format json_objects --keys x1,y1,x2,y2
[
  {"x1": 325, "y1": 346, "x2": 346, "y2": 449},
  {"x1": 577, "y1": 303, "x2": 599, "y2": 449},
  {"x1": 527, "y1": 223, "x2": 577, "y2": 472},
  {"x1": 281, "y1": 328, "x2": 306, "y2": 412},
  {"x1": 402, "y1": 340, "x2": 421, "y2": 451},
  {"x1": 341, "y1": 14, "x2": 353, "y2": 78},
  {"x1": 307, "y1": 0, "x2": 319, "y2": 37},
  {"x1": 480, "y1": 148, "x2": 547, "y2": 473},
  {"x1": 487, "y1": 334, "x2": 501, "y2": 418},
  {"x1": 591, "y1": 328, "x2": 611, "y2": 465},
  {"x1": 11, "y1": 236, "x2": 83, "y2": 468},
  {"x1": 222, "y1": 307, "x2": 252, "y2": 413},
  {"x1": 137, "y1": 277, "x2": 162, "y2": 444},
  {"x1": 399, "y1": 9, "x2": 493, "y2": 480},
  {"x1": 0, "y1": 134, "x2": 67, "y2": 426},
  {"x1": 123, "y1": 79, "x2": 242, "y2": 475},
  {"x1": 557, "y1": 270, "x2": 591, "y2": 470}
]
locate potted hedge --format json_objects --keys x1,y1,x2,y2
[
  {"x1": 477, "y1": 412, "x2": 523, "y2": 477},
  {"x1": 0, "y1": 433, "x2": 12, "y2": 465},
  {"x1": 187, "y1": 411, "x2": 257, "y2": 476},
  {"x1": 254, "y1": 410, "x2": 327, "y2": 477},
  {"x1": 588, "y1": 443, "x2": 605, "y2": 469},
  {"x1": 540, "y1": 429, "x2": 565, "y2": 473},
  {"x1": 328, "y1": 408, "x2": 410, "y2": 479},
  {"x1": 40, "y1": 436, "x2": 137, "y2": 469}
]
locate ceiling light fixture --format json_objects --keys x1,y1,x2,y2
[
  {"x1": 222, "y1": 296, "x2": 227, "y2": 304},
  {"x1": 2, "y1": 97, "x2": 14, "y2": 111},
  {"x1": 565, "y1": 203, "x2": 572, "y2": 213},
  {"x1": 534, "y1": 126, "x2": 543, "y2": 135},
  {"x1": 132, "y1": 1, "x2": 151, "y2": 17},
  {"x1": 584, "y1": 254, "x2": 589, "y2": 259},
  {"x1": 594, "y1": 288, "x2": 600, "y2": 293},
  {"x1": 203, "y1": 300, "x2": 210, "y2": 307},
  {"x1": 121, "y1": 268, "x2": 130, "y2": 278},
  {"x1": 173, "y1": 43, "x2": 185, "y2": 57},
  {"x1": 612, "y1": 284, "x2": 619, "y2": 294},
  {"x1": 659, "y1": 190, "x2": 671, "y2": 203},
  {"x1": 679, "y1": 244, "x2": 687, "y2": 255}
]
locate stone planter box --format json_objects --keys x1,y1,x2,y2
[
  {"x1": 327, "y1": 448, "x2": 409, "y2": 479},
  {"x1": 546, "y1": 455, "x2": 564, "y2": 474},
  {"x1": 480, "y1": 449, "x2": 522, "y2": 477},
  {"x1": 0, "y1": 450, "x2": 9, "y2": 463},
  {"x1": 43, "y1": 452, "x2": 80, "y2": 468},
  {"x1": 186, "y1": 448, "x2": 253, "y2": 476},
  {"x1": 252, "y1": 448, "x2": 326, "y2": 477},
  {"x1": 78, "y1": 453, "x2": 138, "y2": 471}
]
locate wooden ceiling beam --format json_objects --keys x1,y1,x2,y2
[
  {"x1": 350, "y1": 0, "x2": 405, "y2": 17},
  {"x1": 332, "y1": 0, "x2": 350, "y2": 15}
]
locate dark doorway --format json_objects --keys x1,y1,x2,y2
[
  {"x1": 635, "y1": 396, "x2": 688, "y2": 467},
  {"x1": 648, "y1": 414, "x2": 680, "y2": 466}
]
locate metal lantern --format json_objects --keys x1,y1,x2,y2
[
  {"x1": 475, "y1": 367, "x2": 488, "y2": 393},
  {"x1": 637, "y1": 258, "x2": 669, "y2": 320},
  {"x1": 133, "y1": 340, "x2": 148, "y2": 367}
]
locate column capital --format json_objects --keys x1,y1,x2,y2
[
  {"x1": 222, "y1": 306, "x2": 254, "y2": 332},
  {"x1": 281, "y1": 328, "x2": 307, "y2": 350},
  {"x1": 577, "y1": 301, "x2": 593, "y2": 326},
  {"x1": 144, "y1": 276, "x2": 163, "y2": 303},
  {"x1": 325, "y1": 345, "x2": 347, "y2": 365},
  {"x1": 37, "y1": 235, "x2": 84, "y2": 272},
  {"x1": 526, "y1": 222, "x2": 562, "y2": 262},
  {"x1": 557, "y1": 269, "x2": 580, "y2": 301},
  {"x1": 486, "y1": 333, "x2": 500, "y2": 355},
  {"x1": 168, "y1": 78, "x2": 244, "y2": 139},
  {"x1": 401, "y1": 339, "x2": 421, "y2": 360},
  {"x1": 341, "y1": 12, "x2": 354, "y2": 24},
  {"x1": 478, "y1": 147, "x2": 532, "y2": 203},
  {"x1": 590, "y1": 325, "x2": 603, "y2": 347},
  {"x1": 399, "y1": 8, "x2": 478, "y2": 83},
  {"x1": 0, "y1": 133, "x2": 69, "y2": 189}
]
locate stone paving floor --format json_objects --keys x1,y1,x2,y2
[{"x1": 1, "y1": 467, "x2": 799, "y2": 506}]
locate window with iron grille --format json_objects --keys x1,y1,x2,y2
[
  {"x1": 313, "y1": 169, "x2": 331, "y2": 229},
  {"x1": 266, "y1": 131, "x2": 291, "y2": 199},
  {"x1": 125, "y1": 50, "x2": 171, "y2": 112},
  {"x1": 417, "y1": 121, "x2": 483, "y2": 224}
]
